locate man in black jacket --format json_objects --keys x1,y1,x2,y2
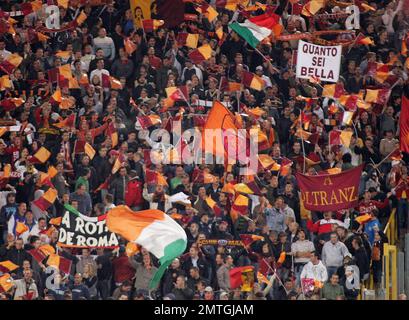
[
  {"x1": 182, "y1": 246, "x2": 210, "y2": 283},
  {"x1": 96, "y1": 248, "x2": 113, "y2": 300},
  {"x1": 172, "y1": 275, "x2": 194, "y2": 300},
  {"x1": 351, "y1": 237, "x2": 370, "y2": 281},
  {"x1": 5, "y1": 238, "x2": 32, "y2": 272}
]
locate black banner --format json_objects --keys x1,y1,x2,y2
[{"x1": 57, "y1": 210, "x2": 119, "y2": 248}]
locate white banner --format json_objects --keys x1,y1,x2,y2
[{"x1": 296, "y1": 40, "x2": 342, "y2": 83}]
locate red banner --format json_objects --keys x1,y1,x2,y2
[
  {"x1": 296, "y1": 165, "x2": 364, "y2": 211},
  {"x1": 400, "y1": 95, "x2": 409, "y2": 153}
]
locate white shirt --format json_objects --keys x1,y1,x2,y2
[
  {"x1": 300, "y1": 260, "x2": 328, "y2": 283},
  {"x1": 0, "y1": 49, "x2": 11, "y2": 59},
  {"x1": 21, "y1": 223, "x2": 40, "y2": 244},
  {"x1": 89, "y1": 68, "x2": 110, "y2": 85}
]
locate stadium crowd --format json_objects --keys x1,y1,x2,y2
[{"x1": 0, "y1": 0, "x2": 409, "y2": 300}]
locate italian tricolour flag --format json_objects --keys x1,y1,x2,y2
[
  {"x1": 106, "y1": 206, "x2": 187, "y2": 289},
  {"x1": 229, "y1": 13, "x2": 282, "y2": 48}
]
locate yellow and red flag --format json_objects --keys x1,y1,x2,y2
[
  {"x1": 32, "y1": 188, "x2": 58, "y2": 211},
  {"x1": 46, "y1": 253, "x2": 72, "y2": 274},
  {"x1": 145, "y1": 169, "x2": 168, "y2": 186},
  {"x1": 301, "y1": 0, "x2": 326, "y2": 16},
  {"x1": 0, "y1": 260, "x2": 19, "y2": 273},
  {"x1": 242, "y1": 71, "x2": 264, "y2": 91},
  {"x1": 142, "y1": 19, "x2": 164, "y2": 32},
  {"x1": 230, "y1": 194, "x2": 249, "y2": 222},
  {"x1": 176, "y1": 33, "x2": 199, "y2": 48},
  {"x1": 29, "y1": 147, "x2": 51, "y2": 164},
  {"x1": 188, "y1": 44, "x2": 212, "y2": 64},
  {"x1": 0, "y1": 53, "x2": 23, "y2": 74}
]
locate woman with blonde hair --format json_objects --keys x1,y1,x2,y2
[{"x1": 83, "y1": 263, "x2": 98, "y2": 299}]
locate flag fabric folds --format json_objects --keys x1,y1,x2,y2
[
  {"x1": 242, "y1": 71, "x2": 264, "y2": 91},
  {"x1": 188, "y1": 44, "x2": 212, "y2": 64},
  {"x1": 32, "y1": 188, "x2": 58, "y2": 211},
  {"x1": 0, "y1": 53, "x2": 23, "y2": 74},
  {"x1": 301, "y1": 0, "x2": 326, "y2": 16},
  {"x1": 229, "y1": 12, "x2": 281, "y2": 48},
  {"x1": 400, "y1": 95, "x2": 409, "y2": 153},
  {"x1": 231, "y1": 194, "x2": 250, "y2": 222},
  {"x1": 0, "y1": 260, "x2": 19, "y2": 273},
  {"x1": 106, "y1": 206, "x2": 187, "y2": 289},
  {"x1": 229, "y1": 265, "x2": 255, "y2": 290},
  {"x1": 145, "y1": 169, "x2": 168, "y2": 186},
  {"x1": 176, "y1": 33, "x2": 199, "y2": 48},
  {"x1": 142, "y1": 19, "x2": 165, "y2": 32},
  {"x1": 46, "y1": 253, "x2": 72, "y2": 274},
  {"x1": 29, "y1": 147, "x2": 51, "y2": 164},
  {"x1": 296, "y1": 164, "x2": 364, "y2": 211}
]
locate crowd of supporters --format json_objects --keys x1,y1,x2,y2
[{"x1": 0, "y1": 0, "x2": 409, "y2": 300}]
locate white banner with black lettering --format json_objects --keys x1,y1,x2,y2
[
  {"x1": 58, "y1": 209, "x2": 119, "y2": 248},
  {"x1": 296, "y1": 40, "x2": 342, "y2": 83}
]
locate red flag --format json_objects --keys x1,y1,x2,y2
[
  {"x1": 229, "y1": 266, "x2": 255, "y2": 289},
  {"x1": 296, "y1": 164, "x2": 364, "y2": 211},
  {"x1": 400, "y1": 95, "x2": 409, "y2": 153}
]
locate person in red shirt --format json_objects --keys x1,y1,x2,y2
[
  {"x1": 357, "y1": 189, "x2": 391, "y2": 216},
  {"x1": 5, "y1": 135, "x2": 23, "y2": 167},
  {"x1": 147, "y1": 47, "x2": 162, "y2": 70},
  {"x1": 112, "y1": 248, "x2": 136, "y2": 288},
  {"x1": 125, "y1": 170, "x2": 144, "y2": 211},
  {"x1": 392, "y1": 172, "x2": 409, "y2": 229}
]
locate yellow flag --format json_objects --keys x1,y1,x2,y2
[{"x1": 130, "y1": 0, "x2": 152, "y2": 29}]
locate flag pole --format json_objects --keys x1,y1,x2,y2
[
  {"x1": 299, "y1": 115, "x2": 307, "y2": 173},
  {"x1": 217, "y1": 76, "x2": 223, "y2": 101},
  {"x1": 177, "y1": 88, "x2": 192, "y2": 109},
  {"x1": 253, "y1": 47, "x2": 280, "y2": 73},
  {"x1": 141, "y1": 22, "x2": 147, "y2": 43},
  {"x1": 236, "y1": 88, "x2": 241, "y2": 114},
  {"x1": 373, "y1": 146, "x2": 400, "y2": 169}
]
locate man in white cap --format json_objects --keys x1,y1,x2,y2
[{"x1": 255, "y1": 66, "x2": 272, "y2": 88}]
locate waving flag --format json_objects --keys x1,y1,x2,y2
[
  {"x1": 0, "y1": 273, "x2": 13, "y2": 292},
  {"x1": 229, "y1": 12, "x2": 281, "y2": 48},
  {"x1": 301, "y1": 0, "x2": 326, "y2": 16},
  {"x1": 216, "y1": 0, "x2": 248, "y2": 11},
  {"x1": 196, "y1": 3, "x2": 218, "y2": 22},
  {"x1": 400, "y1": 95, "x2": 409, "y2": 153},
  {"x1": 0, "y1": 75, "x2": 12, "y2": 90},
  {"x1": 229, "y1": 265, "x2": 255, "y2": 290},
  {"x1": 231, "y1": 194, "x2": 249, "y2": 222},
  {"x1": 46, "y1": 253, "x2": 72, "y2": 274},
  {"x1": 145, "y1": 169, "x2": 168, "y2": 186},
  {"x1": 0, "y1": 97, "x2": 25, "y2": 111},
  {"x1": 16, "y1": 221, "x2": 29, "y2": 236},
  {"x1": 53, "y1": 113, "x2": 76, "y2": 129},
  {"x1": 188, "y1": 44, "x2": 212, "y2": 64},
  {"x1": 322, "y1": 83, "x2": 346, "y2": 99},
  {"x1": 177, "y1": 33, "x2": 199, "y2": 48},
  {"x1": 205, "y1": 196, "x2": 222, "y2": 216},
  {"x1": 135, "y1": 115, "x2": 161, "y2": 130},
  {"x1": 355, "y1": 33, "x2": 374, "y2": 46},
  {"x1": 0, "y1": 261, "x2": 18, "y2": 273},
  {"x1": 365, "y1": 88, "x2": 391, "y2": 105},
  {"x1": 234, "y1": 181, "x2": 261, "y2": 195},
  {"x1": 106, "y1": 206, "x2": 187, "y2": 289},
  {"x1": 142, "y1": 19, "x2": 164, "y2": 32},
  {"x1": 242, "y1": 71, "x2": 264, "y2": 91},
  {"x1": 32, "y1": 188, "x2": 58, "y2": 211},
  {"x1": 239, "y1": 234, "x2": 264, "y2": 247},
  {"x1": 29, "y1": 147, "x2": 51, "y2": 164},
  {"x1": 0, "y1": 53, "x2": 23, "y2": 74}
]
